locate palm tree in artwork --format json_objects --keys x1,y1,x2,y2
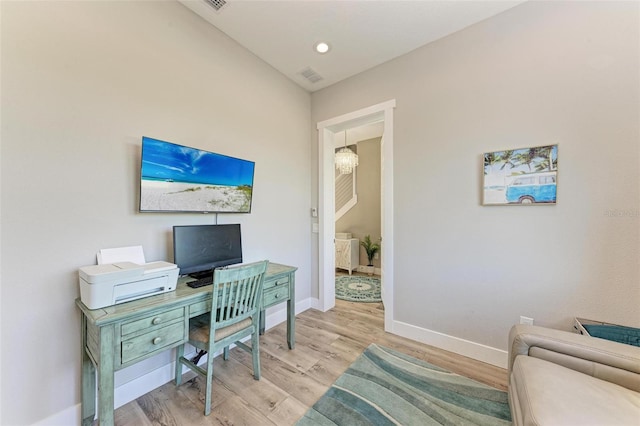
[
  {"x1": 534, "y1": 146, "x2": 557, "y2": 171},
  {"x1": 487, "y1": 145, "x2": 557, "y2": 178},
  {"x1": 498, "y1": 150, "x2": 517, "y2": 171},
  {"x1": 484, "y1": 152, "x2": 499, "y2": 175},
  {"x1": 514, "y1": 148, "x2": 540, "y2": 172}
]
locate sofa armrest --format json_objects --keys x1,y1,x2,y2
[{"x1": 508, "y1": 324, "x2": 640, "y2": 392}]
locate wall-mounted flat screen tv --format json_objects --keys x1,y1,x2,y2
[{"x1": 139, "y1": 136, "x2": 255, "y2": 213}]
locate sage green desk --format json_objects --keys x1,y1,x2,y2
[{"x1": 76, "y1": 262, "x2": 296, "y2": 426}]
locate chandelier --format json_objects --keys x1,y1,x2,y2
[{"x1": 335, "y1": 130, "x2": 359, "y2": 174}]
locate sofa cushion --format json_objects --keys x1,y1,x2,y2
[{"x1": 511, "y1": 355, "x2": 640, "y2": 425}]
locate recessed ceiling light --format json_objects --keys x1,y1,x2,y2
[{"x1": 314, "y1": 42, "x2": 331, "y2": 54}]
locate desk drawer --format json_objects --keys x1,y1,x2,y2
[
  {"x1": 121, "y1": 307, "x2": 184, "y2": 337},
  {"x1": 264, "y1": 275, "x2": 289, "y2": 291},
  {"x1": 190, "y1": 300, "x2": 212, "y2": 318},
  {"x1": 121, "y1": 321, "x2": 185, "y2": 365},
  {"x1": 263, "y1": 286, "x2": 289, "y2": 308}
]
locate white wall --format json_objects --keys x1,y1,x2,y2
[
  {"x1": 0, "y1": 1, "x2": 311, "y2": 424},
  {"x1": 312, "y1": 1, "x2": 639, "y2": 358}
]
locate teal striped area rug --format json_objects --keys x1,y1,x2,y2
[{"x1": 297, "y1": 344, "x2": 512, "y2": 426}]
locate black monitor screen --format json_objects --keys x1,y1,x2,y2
[{"x1": 173, "y1": 224, "x2": 242, "y2": 277}]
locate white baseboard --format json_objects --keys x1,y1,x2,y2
[
  {"x1": 114, "y1": 357, "x2": 187, "y2": 409},
  {"x1": 309, "y1": 297, "x2": 321, "y2": 310},
  {"x1": 33, "y1": 349, "x2": 200, "y2": 426},
  {"x1": 392, "y1": 320, "x2": 508, "y2": 369},
  {"x1": 32, "y1": 403, "x2": 79, "y2": 426}
]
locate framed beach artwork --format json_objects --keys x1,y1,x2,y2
[{"x1": 483, "y1": 144, "x2": 558, "y2": 205}]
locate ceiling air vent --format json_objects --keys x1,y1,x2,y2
[
  {"x1": 299, "y1": 67, "x2": 323, "y2": 84},
  {"x1": 204, "y1": 0, "x2": 227, "y2": 12}
]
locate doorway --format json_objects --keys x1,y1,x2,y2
[{"x1": 317, "y1": 99, "x2": 396, "y2": 332}]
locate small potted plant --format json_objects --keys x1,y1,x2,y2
[{"x1": 360, "y1": 235, "x2": 381, "y2": 275}]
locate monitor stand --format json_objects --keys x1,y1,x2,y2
[{"x1": 188, "y1": 269, "x2": 214, "y2": 280}]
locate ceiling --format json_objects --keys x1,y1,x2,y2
[{"x1": 179, "y1": 0, "x2": 525, "y2": 92}]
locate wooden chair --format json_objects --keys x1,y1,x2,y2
[{"x1": 175, "y1": 260, "x2": 268, "y2": 416}]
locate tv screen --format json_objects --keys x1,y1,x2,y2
[
  {"x1": 173, "y1": 224, "x2": 243, "y2": 277},
  {"x1": 140, "y1": 136, "x2": 255, "y2": 213}
]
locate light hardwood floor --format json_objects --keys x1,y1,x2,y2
[{"x1": 114, "y1": 298, "x2": 508, "y2": 425}]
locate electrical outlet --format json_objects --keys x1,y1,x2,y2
[{"x1": 520, "y1": 316, "x2": 534, "y2": 325}]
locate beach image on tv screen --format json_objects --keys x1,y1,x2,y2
[{"x1": 140, "y1": 137, "x2": 254, "y2": 213}]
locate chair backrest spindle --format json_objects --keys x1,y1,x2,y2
[{"x1": 209, "y1": 261, "x2": 268, "y2": 334}]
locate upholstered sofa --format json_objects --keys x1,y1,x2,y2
[{"x1": 508, "y1": 324, "x2": 640, "y2": 425}]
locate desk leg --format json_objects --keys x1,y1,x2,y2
[
  {"x1": 98, "y1": 325, "x2": 116, "y2": 426},
  {"x1": 287, "y1": 273, "x2": 295, "y2": 349},
  {"x1": 259, "y1": 309, "x2": 266, "y2": 335},
  {"x1": 80, "y1": 315, "x2": 96, "y2": 426}
]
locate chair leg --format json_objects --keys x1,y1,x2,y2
[
  {"x1": 251, "y1": 329, "x2": 260, "y2": 380},
  {"x1": 204, "y1": 351, "x2": 214, "y2": 416},
  {"x1": 223, "y1": 346, "x2": 229, "y2": 361},
  {"x1": 175, "y1": 344, "x2": 184, "y2": 386}
]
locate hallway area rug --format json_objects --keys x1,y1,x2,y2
[
  {"x1": 297, "y1": 344, "x2": 512, "y2": 426},
  {"x1": 335, "y1": 275, "x2": 381, "y2": 303}
]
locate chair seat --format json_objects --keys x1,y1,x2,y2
[{"x1": 189, "y1": 314, "x2": 253, "y2": 343}]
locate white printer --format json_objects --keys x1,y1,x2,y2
[{"x1": 78, "y1": 246, "x2": 179, "y2": 309}]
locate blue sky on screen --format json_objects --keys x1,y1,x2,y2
[{"x1": 141, "y1": 137, "x2": 254, "y2": 186}]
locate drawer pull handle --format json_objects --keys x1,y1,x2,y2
[
  {"x1": 152, "y1": 317, "x2": 162, "y2": 325},
  {"x1": 274, "y1": 294, "x2": 279, "y2": 299},
  {"x1": 152, "y1": 337, "x2": 162, "y2": 345}
]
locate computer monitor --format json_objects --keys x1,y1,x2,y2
[{"x1": 173, "y1": 224, "x2": 243, "y2": 278}]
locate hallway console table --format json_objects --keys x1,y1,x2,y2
[{"x1": 76, "y1": 262, "x2": 296, "y2": 426}]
